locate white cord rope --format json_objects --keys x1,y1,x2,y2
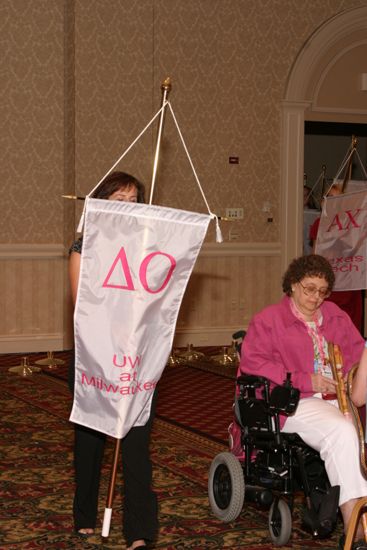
[
  {"x1": 326, "y1": 147, "x2": 367, "y2": 195},
  {"x1": 77, "y1": 103, "x2": 168, "y2": 232},
  {"x1": 330, "y1": 148, "x2": 355, "y2": 190},
  {"x1": 77, "y1": 100, "x2": 223, "y2": 242},
  {"x1": 355, "y1": 149, "x2": 367, "y2": 179},
  {"x1": 166, "y1": 101, "x2": 223, "y2": 242},
  {"x1": 306, "y1": 171, "x2": 323, "y2": 209},
  {"x1": 316, "y1": 145, "x2": 367, "y2": 203}
]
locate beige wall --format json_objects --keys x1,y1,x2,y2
[{"x1": 0, "y1": 0, "x2": 366, "y2": 351}]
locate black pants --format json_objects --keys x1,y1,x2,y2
[{"x1": 69, "y1": 356, "x2": 158, "y2": 546}]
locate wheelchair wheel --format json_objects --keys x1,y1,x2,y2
[
  {"x1": 268, "y1": 498, "x2": 292, "y2": 546},
  {"x1": 208, "y1": 451, "x2": 245, "y2": 522}
]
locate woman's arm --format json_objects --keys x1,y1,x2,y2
[
  {"x1": 240, "y1": 313, "x2": 315, "y2": 393},
  {"x1": 351, "y1": 346, "x2": 367, "y2": 407},
  {"x1": 240, "y1": 308, "x2": 338, "y2": 395},
  {"x1": 69, "y1": 251, "x2": 81, "y2": 306}
]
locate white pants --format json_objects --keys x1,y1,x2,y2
[{"x1": 282, "y1": 396, "x2": 367, "y2": 505}]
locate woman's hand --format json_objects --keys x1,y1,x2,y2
[{"x1": 311, "y1": 372, "x2": 338, "y2": 394}]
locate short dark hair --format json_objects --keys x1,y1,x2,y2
[
  {"x1": 282, "y1": 254, "x2": 335, "y2": 296},
  {"x1": 91, "y1": 171, "x2": 145, "y2": 203}
]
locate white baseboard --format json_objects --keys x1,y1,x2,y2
[
  {"x1": 1, "y1": 327, "x2": 247, "y2": 354},
  {"x1": 1, "y1": 329, "x2": 243, "y2": 353},
  {"x1": 0, "y1": 333, "x2": 65, "y2": 354}
]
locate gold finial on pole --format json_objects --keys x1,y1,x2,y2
[
  {"x1": 161, "y1": 76, "x2": 172, "y2": 94},
  {"x1": 149, "y1": 77, "x2": 172, "y2": 205}
]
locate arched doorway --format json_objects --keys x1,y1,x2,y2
[{"x1": 280, "y1": 5, "x2": 367, "y2": 272}]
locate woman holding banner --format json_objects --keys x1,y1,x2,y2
[
  {"x1": 238, "y1": 254, "x2": 367, "y2": 549},
  {"x1": 68, "y1": 171, "x2": 158, "y2": 550}
]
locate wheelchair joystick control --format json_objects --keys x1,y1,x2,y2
[{"x1": 269, "y1": 373, "x2": 300, "y2": 415}]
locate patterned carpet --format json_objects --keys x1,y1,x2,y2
[
  {"x1": 2, "y1": 349, "x2": 237, "y2": 445},
  {"x1": 0, "y1": 352, "x2": 343, "y2": 549}
]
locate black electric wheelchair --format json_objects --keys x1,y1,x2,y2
[{"x1": 208, "y1": 370, "x2": 340, "y2": 546}]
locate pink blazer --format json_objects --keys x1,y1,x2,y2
[{"x1": 238, "y1": 295, "x2": 364, "y2": 404}]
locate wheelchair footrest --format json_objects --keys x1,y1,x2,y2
[{"x1": 302, "y1": 485, "x2": 340, "y2": 538}]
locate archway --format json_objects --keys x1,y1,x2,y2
[{"x1": 280, "y1": 5, "x2": 367, "y2": 272}]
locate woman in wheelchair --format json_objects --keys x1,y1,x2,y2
[{"x1": 239, "y1": 254, "x2": 367, "y2": 549}]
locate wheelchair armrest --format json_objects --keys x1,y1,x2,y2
[
  {"x1": 237, "y1": 374, "x2": 269, "y2": 389},
  {"x1": 269, "y1": 383, "x2": 300, "y2": 415},
  {"x1": 237, "y1": 372, "x2": 300, "y2": 416}
]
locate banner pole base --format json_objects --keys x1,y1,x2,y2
[{"x1": 102, "y1": 507, "x2": 112, "y2": 537}]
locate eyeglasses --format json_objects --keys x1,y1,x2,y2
[{"x1": 298, "y1": 281, "x2": 331, "y2": 299}]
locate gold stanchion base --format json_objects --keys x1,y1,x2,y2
[
  {"x1": 8, "y1": 357, "x2": 41, "y2": 376},
  {"x1": 176, "y1": 343, "x2": 205, "y2": 363},
  {"x1": 167, "y1": 350, "x2": 182, "y2": 367},
  {"x1": 34, "y1": 351, "x2": 65, "y2": 369},
  {"x1": 211, "y1": 346, "x2": 238, "y2": 367}
]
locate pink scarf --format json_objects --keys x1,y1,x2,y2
[{"x1": 289, "y1": 298, "x2": 326, "y2": 368}]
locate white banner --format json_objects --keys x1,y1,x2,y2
[
  {"x1": 315, "y1": 190, "x2": 367, "y2": 290},
  {"x1": 70, "y1": 198, "x2": 211, "y2": 438}
]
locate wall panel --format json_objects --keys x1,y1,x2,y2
[
  {"x1": 174, "y1": 242, "x2": 281, "y2": 346},
  {"x1": 0, "y1": 245, "x2": 66, "y2": 352},
  {"x1": 1, "y1": 1, "x2": 364, "y2": 352},
  {"x1": 0, "y1": 243, "x2": 280, "y2": 351}
]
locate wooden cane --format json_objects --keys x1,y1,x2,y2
[
  {"x1": 102, "y1": 438, "x2": 121, "y2": 538},
  {"x1": 327, "y1": 343, "x2": 351, "y2": 419}
]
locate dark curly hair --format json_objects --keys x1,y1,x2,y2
[
  {"x1": 91, "y1": 171, "x2": 145, "y2": 203},
  {"x1": 282, "y1": 254, "x2": 335, "y2": 296}
]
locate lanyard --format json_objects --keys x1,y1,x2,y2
[{"x1": 289, "y1": 298, "x2": 326, "y2": 366}]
